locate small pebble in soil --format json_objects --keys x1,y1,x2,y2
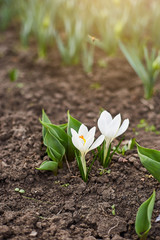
[
  {"x1": 139, "y1": 167, "x2": 147, "y2": 173},
  {"x1": 133, "y1": 160, "x2": 140, "y2": 168},
  {"x1": 118, "y1": 157, "x2": 128, "y2": 163},
  {"x1": 36, "y1": 222, "x2": 42, "y2": 229},
  {"x1": 128, "y1": 156, "x2": 137, "y2": 163},
  {"x1": 29, "y1": 230, "x2": 38, "y2": 237}
]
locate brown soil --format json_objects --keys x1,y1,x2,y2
[{"x1": 1, "y1": 28, "x2": 160, "y2": 240}]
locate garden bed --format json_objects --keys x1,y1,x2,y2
[{"x1": 1, "y1": 28, "x2": 160, "y2": 240}]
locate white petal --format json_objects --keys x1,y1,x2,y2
[
  {"x1": 105, "y1": 113, "x2": 121, "y2": 140},
  {"x1": 89, "y1": 135, "x2": 105, "y2": 151},
  {"x1": 102, "y1": 111, "x2": 113, "y2": 123},
  {"x1": 84, "y1": 136, "x2": 95, "y2": 152},
  {"x1": 116, "y1": 119, "x2": 129, "y2": 138},
  {"x1": 86, "y1": 126, "x2": 96, "y2": 139},
  {"x1": 78, "y1": 124, "x2": 88, "y2": 137},
  {"x1": 72, "y1": 136, "x2": 83, "y2": 152},
  {"x1": 71, "y1": 128, "x2": 78, "y2": 137},
  {"x1": 98, "y1": 111, "x2": 112, "y2": 135}
]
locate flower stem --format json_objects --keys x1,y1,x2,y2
[
  {"x1": 103, "y1": 140, "x2": 110, "y2": 167},
  {"x1": 140, "y1": 234, "x2": 147, "y2": 240},
  {"x1": 81, "y1": 153, "x2": 87, "y2": 180}
]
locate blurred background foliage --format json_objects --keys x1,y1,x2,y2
[{"x1": 0, "y1": 0, "x2": 160, "y2": 72}]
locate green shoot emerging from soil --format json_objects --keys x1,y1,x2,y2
[
  {"x1": 111, "y1": 204, "x2": 116, "y2": 216},
  {"x1": 114, "y1": 138, "x2": 136, "y2": 155},
  {"x1": 15, "y1": 188, "x2": 25, "y2": 194},
  {"x1": 99, "y1": 168, "x2": 111, "y2": 176},
  {"x1": 137, "y1": 119, "x2": 160, "y2": 134},
  {"x1": 135, "y1": 190, "x2": 155, "y2": 240},
  {"x1": 119, "y1": 42, "x2": 160, "y2": 99},
  {"x1": 9, "y1": 68, "x2": 19, "y2": 82}
]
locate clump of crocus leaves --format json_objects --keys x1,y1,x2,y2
[{"x1": 38, "y1": 110, "x2": 129, "y2": 182}]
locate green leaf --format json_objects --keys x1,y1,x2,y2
[
  {"x1": 144, "y1": 47, "x2": 153, "y2": 75},
  {"x1": 9, "y1": 68, "x2": 19, "y2": 82},
  {"x1": 67, "y1": 111, "x2": 81, "y2": 137},
  {"x1": 15, "y1": 188, "x2": 20, "y2": 192},
  {"x1": 41, "y1": 110, "x2": 66, "y2": 162},
  {"x1": 40, "y1": 120, "x2": 67, "y2": 146},
  {"x1": 75, "y1": 150, "x2": 87, "y2": 182},
  {"x1": 36, "y1": 161, "x2": 58, "y2": 172},
  {"x1": 119, "y1": 42, "x2": 149, "y2": 85},
  {"x1": 46, "y1": 147, "x2": 57, "y2": 162},
  {"x1": 128, "y1": 138, "x2": 136, "y2": 149},
  {"x1": 135, "y1": 190, "x2": 156, "y2": 239},
  {"x1": 40, "y1": 120, "x2": 75, "y2": 161},
  {"x1": 58, "y1": 123, "x2": 67, "y2": 131},
  {"x1": 44, "y1": 132, "x2": 65, "y2": 162},
  {"x1": 66, "y1": 135, "x2": 75, "y2": 161},
  {"x1": 137, "y1": 143, "x2": 160, "y2": 182},
  {"x1": 42, "y1": 110, "x2": 51, "y2": 139},
  {"x1": 41, "y1": 110, "x2": 78, "y2": 164}
]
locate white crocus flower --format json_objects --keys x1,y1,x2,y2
[
  {"x1": 71, "y1": 124, "x2": 104, "y2": 178},
  {"x1": 98, "y1": 110, "x2": 129, "y2": 163}
]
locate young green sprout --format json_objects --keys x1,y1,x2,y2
[
  {"x1": 114, "y1": 138, "x2": 136, "y2": 155},
  {"x1": 111, "y1": 204, "x2": 116, "y2": 216},
  {"x1": 137, "y1": 119, "x2": 160, "y2": 134},
  {"x1": 9, "y1": 68, "x2": 19, "y2": 82},
  {"x1": 119, "y1": 42, "x2": 160, "y2": 99},
  {"x1": 19, "y1": 189, "x2": 25, "y2": 194},
  {"x1": 61, "y1": 183, "x2": 69, "y2": 187},
  {"x1": 135, "y1": 190, "x2": 155, "y2": 240},
  {"x1": 71, "y1": 124, "x2": 104, "y2": 182},
  {"x1": 98, "y1": 110, "x2": 129, "y2": 167},
  {"x1": 99, "y1": 168, "x2": 111, "y2": 176},
  {"x1": 14, "y1": 188, "x2": 25, "y2": 194}
]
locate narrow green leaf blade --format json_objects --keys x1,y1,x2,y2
[
  {"x1": 137, "y1": 143, "x2": 160, "y2": 182},
  {"x1": 75, "y1": 150, "x2": 86, "y2": 182},
  {"x1": 144, "y1": 47, "x2": 152, "y2": 73},
  {"x1": 119, "y1": 42, "x2": 149, "y2": 84},
  {"x1": 42, "y1": 110, "x2": 51, "y2": 139},
  {"x1": 135, "y1": 190, "x2": 156, "y2": 238},
  {"x1": 67, "y1": 111, "x2": 81, "y2": 137}
]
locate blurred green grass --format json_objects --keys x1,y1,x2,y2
[{"x1": 0, "y1": 0, "x2": 159, "y2": 72}]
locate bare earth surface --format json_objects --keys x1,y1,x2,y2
[{"x1": 1, "y1": 28, "x2": 160, "y2": 240}]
